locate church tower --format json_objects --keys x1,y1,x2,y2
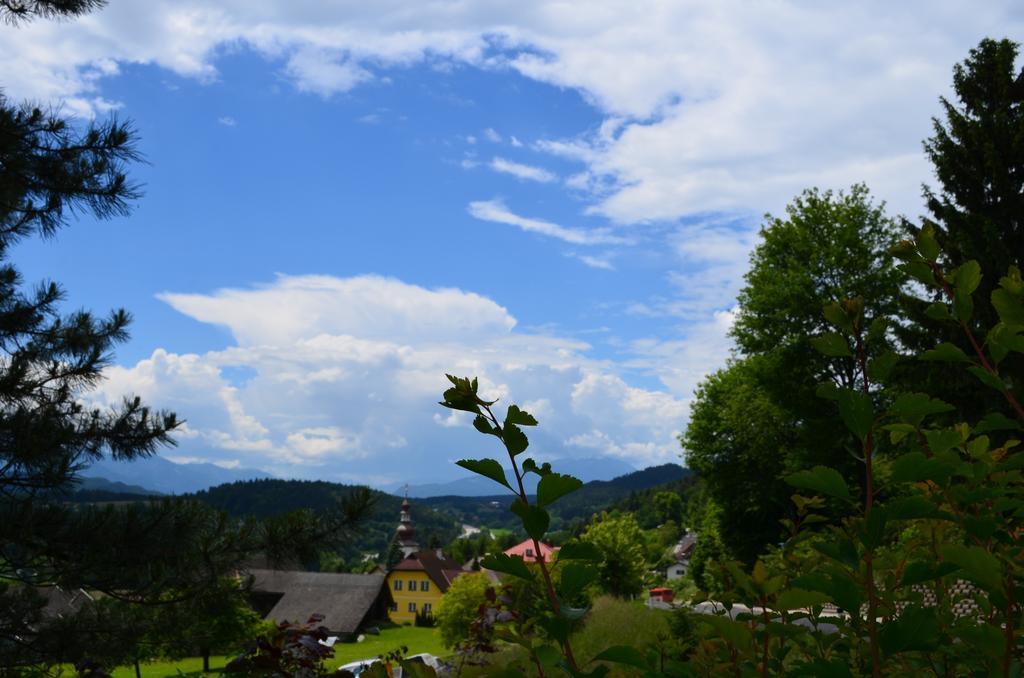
[{"x1": 396, "y1": 496, "x2": 419, "y2": 558}]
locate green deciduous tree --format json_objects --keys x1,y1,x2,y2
[
  {"x1": 682, "y1": 356, "x2": 795, "y2": 564},
  {"x1": 581, "y1": 512, "x2": 646, "y2": 599},
  {"x1": 435, "y1": 573, "x2": 492, "y2": 649},
  {"x1": 684, "y1": 185, "x2": 903, "y2": 562}
]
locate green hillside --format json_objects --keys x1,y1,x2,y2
[
  {"x1": 187, "y1": 479, "x2": 461, "y2": 563},
  {"x1": 420, "y1": 463, "x2": 693, "y2": 533}
]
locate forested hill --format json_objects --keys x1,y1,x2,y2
[
  {"x1": 187, "y1": 479, "x2": 461, "y2": 561},
  {"x1": 420, "y1": 463, "x2": 693, "y2": 531}
]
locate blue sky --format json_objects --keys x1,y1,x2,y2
[{"x1": 3, "y1": 1, "x2": 1021, "y2": 487}]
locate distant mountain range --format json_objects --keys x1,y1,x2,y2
[
  {"x1": 419, "y1": 463, "x2": 692, "y2": 531},
  {"x1": 76, "y1": 476, "x2": 163, "y2": 496},
  {"x1": 81, "y1": 455, "x2": 272, "y2": 495},
  {"x1": 397, "y1": 457, "x2": 637, "y2": 497}
]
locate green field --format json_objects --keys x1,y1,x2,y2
[{"x1": 107, "y1": 626, "x2": 446, "y2": 677}]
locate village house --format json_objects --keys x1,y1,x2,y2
[
  {"x1": 667, "y1": 531, "x2": 698, "y2": 581},
  {"x1": 503, "y1": 539, "x2": 558, "y2": 563},
  {"x1": 385, "y1": 497, "x2": 465, "y2": 623},
  {"x1": 247, "y1": 569, "x2": 392, "y2": 639}
]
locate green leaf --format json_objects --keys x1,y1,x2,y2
[
  {"x1": 917, "y1": 230, "x2": 940, "y2": 262},
  {"x1": 533, "y1": 644, "x2": 562, "y2": 669},
  {"x1": 558, "y1": 562, "x2": 598, "y2": 600},
  {"x1": 775, "y1": 588, "x2": 831, "y2": 610},
  {"x1": 810, "y1": 332, "x2": 852, "y2": 357},
  {"x1": 521, "y1": 458, "x2": 552, "y2": 476},
  {"x1": 953, "y1": 290, "x2": 974, "y2": 323},
  {"x1": 828, "y1": 578, "x2": 863, "y2": 614},
  {"x1": 958, "y1": 625, "x2": 1005, "y2": 659},
  {"x1": 455, "y1": 458, "x2": 513, "y2": 492},
  {"x1": 812, "y1": 539, "x2": 859, "y2": 570},
  {"x1": 900, "y1": 261, "x2": 936, "y2": 286},
  {"x1": 967, "y1": 366, "x2": 1006, "y2": 393},
  {"x1": 891, "y1": 393, "x2": 955, "y2": 425},
  {"x1": 891, "y1": 452, "x2": 953, "y2": 485},
  {"x1": 867, "y1": 352, "x2": 899, "y2": 383},
  {"x1": 503, "y1": 424, "x2": 530, "y2": 456},
  {"x1": 511, "y1": 500, "x2": 550, "y2": 541},
  {"x1": 920, "y1": 342, "x2": 972, "y2": 363},
  {"x1": 473, "y1": 415, "x2": 498, "y2": 436},
  {"x1": 883, "y1": 422, "x2": 915, "y2": 444},
  {"x1": 505, "y1": 404, "x2": 538, "y2": 427},
  {"x1": 924, "y1": 302, "x2": 950, "y2": 321},
  {"x1": 879, "y1": 606, "x2": 939, "y2": 654},
  {"x1": 536, "y1": 473, "x2": 583, "y2": 508},
  {"x1": 557, "y1": 541, "x2": 602, "y2": 562},
  {"x1": 861, "y1": 507, "x2": 887, "y2": 550},
  {"x1": 924, "y1": 428, "x2": 963, "y2": 456},
  {"x1": 884, "y1": 495, "x2": 939, "y2": 520},
  {"x1": 976, "y1": 412, "x2": 1022, "y2": 433},
  {"x1": 900, "y1": 560, "x2": 960, "y2": 587},
  {"x1": 697, "y1": 615, "x2": 751, "y2": 649},
  {"x1": 790, "y1": 659, "x2": 853, "y2": 678},
  {"x1": 941, "y1": 544, "x2": 1003, "y2": 594},
  {"x1": 837, "y1": 389, "x2": 874, "y2": 441},
  {"x1": 815, "y1": 382, "x2": 840, "y2": 401},
  {"x1": 480, "y1": 553, "x2": 534, "y2": 580},
  {"x1": 822, "y1": 303, "x2": 853, "y2": 332},
  {"x1": 992, "y1": 288, "x2": 1024, "y2": 327},
  {"x1": 537, "y1": 615, "x2": 573, "y2": 643},
  {"x1": 786, "y1": 466, "x2": 851, "y2": 501},
  {"x1": 953, "y1": 260, "x2": 982, "y2": 295},
  {"x1": 592, "y1": 646, "x2": 649, "y2": 670}
]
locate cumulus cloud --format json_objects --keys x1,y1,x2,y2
[
  {"x1": 92, "y1": 275, "x2": 689, "y2": 483},
  {"x1": 489, "y1": 157, "x2": 557, "y2": 183},
  {"x1": 467, "y1": 199, "x2": 631, "y2": 246},
  {"x1": 0, "y1": 1, "x2": 1015, "y2": 224}
]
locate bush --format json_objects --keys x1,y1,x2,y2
[{"x1": 413, "y1": 609, "x2": 436, "y2": 628}]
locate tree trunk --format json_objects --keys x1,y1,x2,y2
[
  {"x1": 134, "y1": 659, "x2": 141, "y2": 678},
  {"x1": 202, "y1": 648, "x2": 210, "y2": 673}
]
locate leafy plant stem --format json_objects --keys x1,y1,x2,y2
[
  {"x1": 854, "y1": 329, "x2": 882, "y2": 678},
  {"x1": 929, "y1": 261, "x2": 1024, "y2": 420},
  {"x1": 480, "y1": 403, "x2": 580, "y2": 672}
]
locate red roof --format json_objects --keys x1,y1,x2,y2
[{"x1": 503, "y1": 539, "x2": 558, "y2": 563}]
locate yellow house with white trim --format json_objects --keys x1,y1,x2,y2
[{"x1": 385, "y1": 498, "x2": 465, "y2": 623}]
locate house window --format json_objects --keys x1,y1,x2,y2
[
  {"x1": 389, "y1": 603, "x2": 397, "y2": 612},
  {"x1": 420, "y1": 581, "x2": 430, "y2": 592},
  {"x1": 423, "y1": 603, "x2": 432, "y2": 613},
  {"x1": 408, "y1": 602, "x2": 417, "y2": 613},
  {"x1": 408, "y1": 580, "x2": 416, "y2": 590},
  {"x1": 525, "y1": 548, "x2": 534, "y2": 557},
  {"x1": 393, "y1": 580, "x2": 402, "y2": 591}
]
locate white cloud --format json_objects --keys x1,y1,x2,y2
[
  {"x1": 483, "y1": 127, "x2": 502, "y2": 142},
  {"x1": 284, "y1": 46, "x2": 372, "y2": 96},
  {"x1": 92, "y1": 275, "x2": 689, "y2": 483},
  {"x1": 489, "y1": 156, "x2": 557, "y2": 183},
  {"x1": 0, "y1": 1, "x2": 1013, "y2": 225},
  {"x1": 158, "y1": 274, "x2": 517, "y2": 347},
  {"x1": 467, "y1": 199, "x2": 631, "y2": 246},
  {"x1": 566, "y1": 252, "x2": 615, "y2": 271},
  {"x1": 217, "y1": 115, "x2": 236, "y2": 126},
  {"x1": 509, "y1": 136, "x2": 524, "y2": 148}
]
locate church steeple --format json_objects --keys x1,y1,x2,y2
[{"x1": 396, "y1": 493, "x2": 419, "y2": 558}]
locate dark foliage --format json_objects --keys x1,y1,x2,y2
[
  {"x1": 189, "y1": 479, "x2": 460, "y2": 563},
  {"x1": 0, "y1": 0, "x2": 105, "y2": 24}
]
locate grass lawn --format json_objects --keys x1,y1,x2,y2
[{"x1": 108, "y1": 626, "x2": 445, "y2": 677}]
